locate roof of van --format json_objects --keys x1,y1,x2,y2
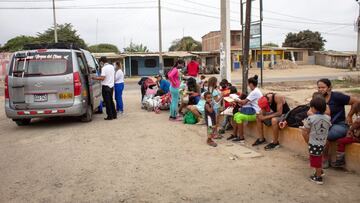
[{"x1": 23, "y1": 43, "x2": 82, "y2": 51}]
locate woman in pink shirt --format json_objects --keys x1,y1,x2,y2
[{"x1": 167, "y1": 60, "x2": 183, "y2": 120}]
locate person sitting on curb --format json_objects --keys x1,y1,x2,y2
[
  {"x1": 155, "y1": 74, "x2": 170, "y2": 96},
  {"x1": 332, "y1": 102, "x2": 360, "y2": 168},
  {"x1": 187, "y1": 92, "x2": 206, "y2": 124},
  {"x1": 227, "y1": 75, "x2": 262, "y2": 142},
  {"x1": 316, "y1": 78, "x2": 359, "y2": 168},
  {"x1": 254, "y1": 93, "x2": 290, "y2": 150}
]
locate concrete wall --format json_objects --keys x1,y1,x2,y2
[
  {"x1": 0, "y1": 52, "x2": 12, "y2": 81},
  {"x1": 244, "y1": 122, "x2": 360, "y2": 173},
  {"x1": 315, "y1": 54, "x2": 354, "y2": 69}
]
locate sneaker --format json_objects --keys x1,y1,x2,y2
[
  {"x1": 226, "y1": 134, "x2": 237, "y2": 140},
  {"x1": 332, "y1": 159, "x2": 345, "y2": 168},
  {"x1": 264, "y1": 142, "x2": 280, "y2": 151},
  {"x1": 207, "y1": 139, "x2": 217, "y2": 147},
  {"x1": 309, "y1": 175, "x2": 323, "y2": 185},
  {"x1": 232, "y1": 137, "x2": 245, "y2": 143},
  {"x1": 252, "y1": 138, "x2": 266, "y2": 146}
]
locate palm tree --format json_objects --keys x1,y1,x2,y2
[
  {"x1": 169, "y1": 36, "x2": 202, "y2": 51},
  {"x1": 123, "y1": 42, "x2": 149, "y2": 52}
]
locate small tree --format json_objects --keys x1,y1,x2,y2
[
  {"x1": 36, "y1": 23, "x2": 87, "y2": 49},
  {"x1": 282, "y1": 30, "x2": 326, "y2": 51},
  {"x1": 263, "y1": 42, "x2": 279, "y2": 47},
  {"x1": 169, "y1": 36, "x2": 202, "y2": 51},
  {"x1": 123, "y1": 42, "x2": 149, "y2": 52},
  {"x1": 89, "y1": 44, "x2": 119, "y2": 53},
  {"x1": 0, "y1": 35, "x2": 38, "y2": 52}
]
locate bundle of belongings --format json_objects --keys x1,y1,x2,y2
[{"x1": 139, "y1": 77, "x2": 171, "y2": 112}]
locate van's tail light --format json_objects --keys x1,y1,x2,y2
[
  {"x1": 73, "y1": 72, "x2": 82, "y2": 96},
  {"x1": 5, "y1": 75, "x2": 9, "y2": 99}
]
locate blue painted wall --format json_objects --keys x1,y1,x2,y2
[{"x1": 124, "y1": 56, "x2": 160, "y2": 76}]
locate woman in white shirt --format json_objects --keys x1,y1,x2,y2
[
  {"x1": 114, "y1": 62, "x2": 125, "y2": 113},
  {"x1": 228, "y1": 75, "x2": 262, "y2": 142}
]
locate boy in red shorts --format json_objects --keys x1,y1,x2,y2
[{"x1": 302, "y1": 96, "x2": 331, "y2": 185}]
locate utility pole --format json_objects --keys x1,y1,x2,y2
[
  {"x1": 242, "y1": 0, "x2": 252, "y2": 94},
  {"x1": 220, "y1": 0, "x2": 231, "y2": 82},
  {"x1": 96, "y1": 17, "x2": 98, "y2": 44},
  {"x1": 158, "y1": 0, "x2": 164, "y2": 75},
  {"x1": 260, "y1": 0, "x2": 264, "y2": 87},
  {"x1": 52, "y1": 0, "x2": 58, "y2": 43},
  {"x1": 357, "y1": 1, "x2": 360, "y2": 71}
]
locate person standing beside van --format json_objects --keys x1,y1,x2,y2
[
  {"x1": 92, "y1": 57, "x2": 117, "y2": 120},
  {"x1": 114, "y1": 62, "x2": 125, "y2": 114}
]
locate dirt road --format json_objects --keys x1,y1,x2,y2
[{"x1": 0, "y1": 84, "x2": 360, "y2": 203}]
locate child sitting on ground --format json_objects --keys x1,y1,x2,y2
[
  {"x1": 333, "y1": 103, "x2": 360, "y2": 167},
  {"x1": 204, "y1": 92, "x2": 217, "y2": 147},
  {"x1": 301, "y1": 96, "x2": 331, "y2": 185}
]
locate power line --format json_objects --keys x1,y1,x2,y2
[{"x1": 0, "y1": 6, "x2": 157, "y2": 9}]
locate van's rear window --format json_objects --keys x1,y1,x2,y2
[
  {"x1": 17, "y1": 60, "x2": 67, "y2": 76},
  {"x1": 10, "y1": 52, "x2": 72, "y2": 76}
]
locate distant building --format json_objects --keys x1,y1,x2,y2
[
  {"x1": 251, "y1": 47, "x2": 310, "y2": 68},
  {"x1": 314, "y1": 51, "x2": 356, "y2": 69},
  {"x1": 123, "y1": 51, "x2": 194, "y2": 77},
  {"x1": 200, "y1": 30, "x2": 242, "y2": 73},
  {"x1": 202, "y1": 30, "x2": 242, "y2": 52}
]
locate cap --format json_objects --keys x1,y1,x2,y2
[{"x1": 258, "y1": 96, "x2": 270, "y2": 112}]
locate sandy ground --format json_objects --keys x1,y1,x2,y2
[
  {"x1": 232, "y1": 65, "x2": 359, "y2": 80},
  {"x1": 1, "y1": 83, "x2": 360, "y2": 203}
]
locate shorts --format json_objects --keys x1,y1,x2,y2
[
  {"x1": 310, "y1": 155, "x2": 322, "y2": 168},
  {"x1": 263, "y1": 113, "x2": 286, "y2": 127},
  {"x1": 233, "y1": 112, "x2": 256, "y2": 124}
]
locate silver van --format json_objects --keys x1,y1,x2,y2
[{"x1": 4, "y1": 43, "x2": 102, "y2": 126}]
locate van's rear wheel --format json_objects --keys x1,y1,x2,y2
[
  {"x1": 81, "y1": 105, "x2": 93, "y2": 122},
  {"x1": 14, "y1": 119, "x2": 31, "y2": 126}
]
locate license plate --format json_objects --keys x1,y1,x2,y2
[
  {"x1": 59, "y1": 92, "x2": 73, "y2": 100},
  {"x1": 34, "y1": 94, "x2": 48, "y2": 102}
]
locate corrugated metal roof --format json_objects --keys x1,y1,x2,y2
[
  {"x1": 92, "y1": 52, "x2": 125, "y2": 59},
  {"x1": 122, "y1": 51, "x2": 195, "y2": 57},
  {"x1": 252, "y1": 47, "x2": 310, "y2": 51},
  {"x1": 314, "y1": 50, "x2": 356, "y2": 56}
]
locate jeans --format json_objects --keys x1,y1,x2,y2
[
  {"x1": 221, "y1": 115, "x2": 232, "y2": 129},
  {"x1": 328, "y1": 122, "x2": 349, "y2": 141},
  {"x1": 114, "y1": 83, "x2": 124, "y2": 112},
  {"x1": 102, "y1": 86, "x2": 117, "y2": 119},
  {"x1": 170, "y1": 86, "x2": 179, "y2": 118}
]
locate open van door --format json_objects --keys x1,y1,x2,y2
[{"x1": 81, "y1": 49, "x2": 101, "y2": 110}]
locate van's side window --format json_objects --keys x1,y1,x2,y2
[{"x1": 76, "y1": 54, "x2": 87, "y2": 74}]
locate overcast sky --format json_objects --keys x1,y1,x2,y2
[{"x1": 0, "y1": 0, "x2": 358, "y2": 51}]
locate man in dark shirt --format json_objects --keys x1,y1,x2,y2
[{"x1": 317, "y1": 78, "x2": 359, "y2": 168}]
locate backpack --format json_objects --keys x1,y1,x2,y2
[
  {"x1": 183, "y1": 111, "x2": 197, "y2": 124},
  {"x1": 284, "y1": 104, "x2": 310, "y2": 128}
]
